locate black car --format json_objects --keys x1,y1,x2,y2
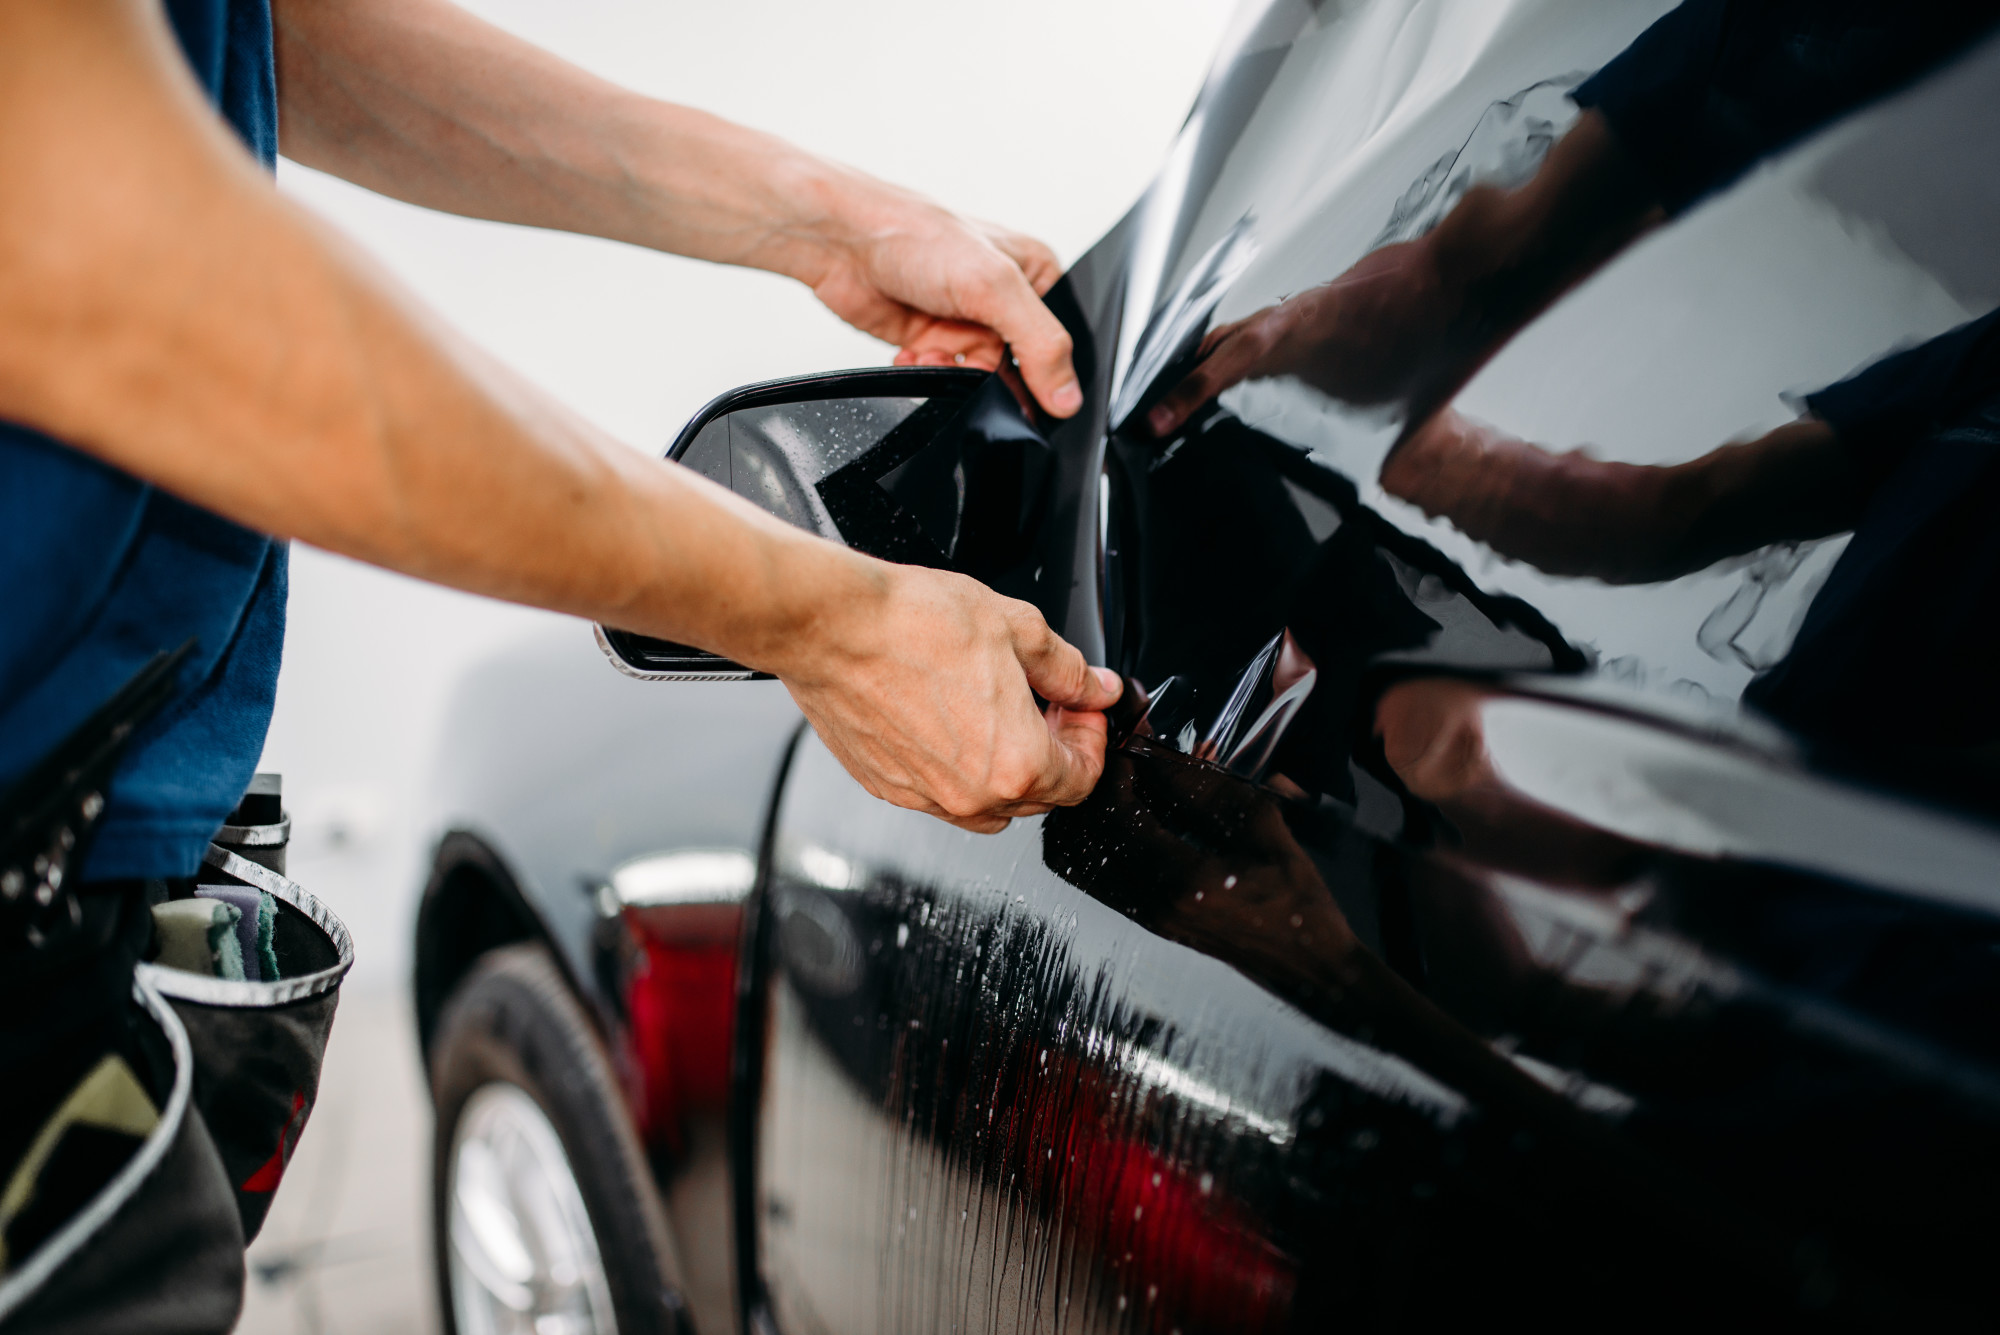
[{"x1": 413, "y1": 3, "x2": 2000, "y2": 1331}]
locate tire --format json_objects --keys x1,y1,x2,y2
[{"x1": 430, "y1": 943, "x2": 689, "y2": 1335}]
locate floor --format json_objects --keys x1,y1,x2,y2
[{"x1": 234, "y1": 988, "x2": 440, "y2": 1335}]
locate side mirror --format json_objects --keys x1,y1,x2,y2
[{"x1": 598, "y1": 366, "x2": 1056, "y2": 679}]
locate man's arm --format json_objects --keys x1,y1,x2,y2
[
  {"x1": 0, "y1": 0, "x2": 1117, "y2": 830},
  {"x1": 272, "y1": 0, "x2": 1083, "y2": 417}
]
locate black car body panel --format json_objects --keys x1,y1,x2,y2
[{"x1": 423, "y1": 2, "x2": 2000, "y2": 1330}]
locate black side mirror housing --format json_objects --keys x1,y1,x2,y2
[{"x1": 598, "y1": 366, "x2": 1055, "y2": 680}]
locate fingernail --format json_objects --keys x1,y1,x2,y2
[
  {"x1": 1052, "y1": 381, "x2": 1083, "y2": 416},
  {"x1": 1092, "y1": 667, "x2": 1123, "y2": 697},
  {"x1": 1147, "y1": 405, "x2": 1174, "y2": 436}
]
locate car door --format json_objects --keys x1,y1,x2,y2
[{"x1": 739, "y1": 3, "x2": 2000, "y2": 1331}]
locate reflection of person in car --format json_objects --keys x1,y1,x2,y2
[
  {"x1": 1046, "y1": 740, "x2": 1648, "y2": 1058},
  {"x1": 1384, "y1": 312, "x2": 2000, "y2": 756},
  {"x1": 1380, "y1": 409, "x2": 1858, "y2": 587},
  {"x1": 1146, "y1": 0, "x2": 2000, "y2": 440},
  {"x1": 1374, "y1": 677, "x2": 1652, "y2": 886},
  {"x1": 1043, "y1": 743, "x2": 1681, "y2": 1238}
]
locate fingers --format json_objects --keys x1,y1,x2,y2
[
  {"x1": 827, "y1": 196, "x2": 1076, "y2": 414},
  {"x1": 1009, "y1": 605, "x2": 1122, "y2": 711},
  {"x1": 855, "y1": 708, "x2": 1099, "y2": 831},
  {"x1": 957, "y1": 257, "x2": 1082, "y2": 419},
  {"x1": 895, "y1": 318, "x2": 1006, "y2": 370},
  {"x1": 788, "y1": 571, "x2": 1121, "y2": 834},
  {"x1": 873, "y1": 781, "x2": 1013, "y2": 834}
]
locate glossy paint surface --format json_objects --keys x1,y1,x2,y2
[
  {"x1": 745, "y1": 1, "x2": 2000, "y2": 1330},
  {"x1": 430, "y1": 1, "x2": 2000, "y2": 1331}
]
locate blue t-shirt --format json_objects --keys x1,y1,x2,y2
[{"x1": 0, "y1": 0, "x2": 284, "y2": 881}]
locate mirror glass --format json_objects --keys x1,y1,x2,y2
[
  {"x1": 678, "y1": 397, "x2": 928, "y2": 538},
  {"x1": 600, "y1": 368, "x2": 1055, "y2": 678}
]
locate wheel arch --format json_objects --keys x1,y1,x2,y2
[{"x1": 415, "y1": 829, "x2": 570, "y2": 1067}]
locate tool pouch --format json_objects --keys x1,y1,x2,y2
[
  {"x1": 0, "y1": 979, "x2": 247, "y2": 1335},
  {"x1": 1, "y1": 642, "x2": 353, "y2": 1331},
  {"x1": 0, "y1": 849, "x2": 350, "y2": 1334},
  {"x1": 138, "y1": 843, "x2": 352, "y2": 1244},
  {"x1": 0, "y1": 847, "x2": 351, "y2": 1334}
]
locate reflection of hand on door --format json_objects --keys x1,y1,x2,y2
[
  {"x1": 1144, "y1": 237, "x2": 1461, "y2": 436},
  {"x1": 1380, "y1": 409, "x2": 1860, "y2": 585},
  {"x1": 1376, "y1": 678, "x2": 1648, "y2": 888},
  {"x1": 1145, "y1": 112, "x2": 1662, "y2": 439},
  {"x1": 1045, "y1": 743, "x2": 1645, "y2": 1148},
  {"x1": 1045, "y1": 749, "x2": 1362, "y2": 1005}
]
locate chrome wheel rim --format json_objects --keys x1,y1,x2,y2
[{"x1": 447, "y1": 1082, "x2": 618, "y2": 1335}]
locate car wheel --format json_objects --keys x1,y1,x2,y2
[{"x1": 430, "y1": 942, "x2": 687, "y2": 1335}]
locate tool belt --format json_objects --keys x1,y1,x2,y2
[{"x1": 0, "y1": 649, "x2": 352, "y2": 1334}]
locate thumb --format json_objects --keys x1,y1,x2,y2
[
  {"x1": 966, "y1": 260, "x2": 1082, "y2": 419},
  {"x1": 1011, "y1": 608, "x2": 1122, "y2": 711}
]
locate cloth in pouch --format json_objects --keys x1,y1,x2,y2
[
  {"x1": 138, "y1": 845, "x2": 351, "y2": 1242},
  {"x1": 192, "y1": 886, "x2": 277, "y2": 982},
  {"x1": 0, "y1": 977, "x2": 245, "y2": 1335},
  {"x1": 151, "y1": 899, "x2": 245, "y2": 981}
]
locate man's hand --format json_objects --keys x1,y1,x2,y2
[
  {"x1": 274, "y1": 0, "x2": 1083, "y2": 419},
  {"x1": 3, "y1": 0, "x2": 1111, "y2": 834},
  {"x1": 795, "y1": 179, "x2": 1083, "y2": 419},
  {"x1": 769, "y1": 560, "x2": 1122, "y2": 833}
]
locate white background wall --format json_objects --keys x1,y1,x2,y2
[{"x1": 258, "y1": 0, "x2": 1239, "y2": 989}]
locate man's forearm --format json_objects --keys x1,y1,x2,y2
[
  {"x1": 268, "y1": 0, "x2": 1086, "y2": 418},
  {"x1": 4, "y1": 0, "x2": 1119, "y2": 834},
  {"x1": 0, "y1": 0, "x2": 868, "y2": 670},
  {"x1": 272, "y1": 0, "x2": 851, "y2": 285}
]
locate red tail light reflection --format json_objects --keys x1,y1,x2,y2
[
  {"x1": 1012, "y1": 1047, "x2": 1296, "y2": 1332},
  {"x1": 619, "y1": 905, "x2": 738, "y2": 1158}
]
